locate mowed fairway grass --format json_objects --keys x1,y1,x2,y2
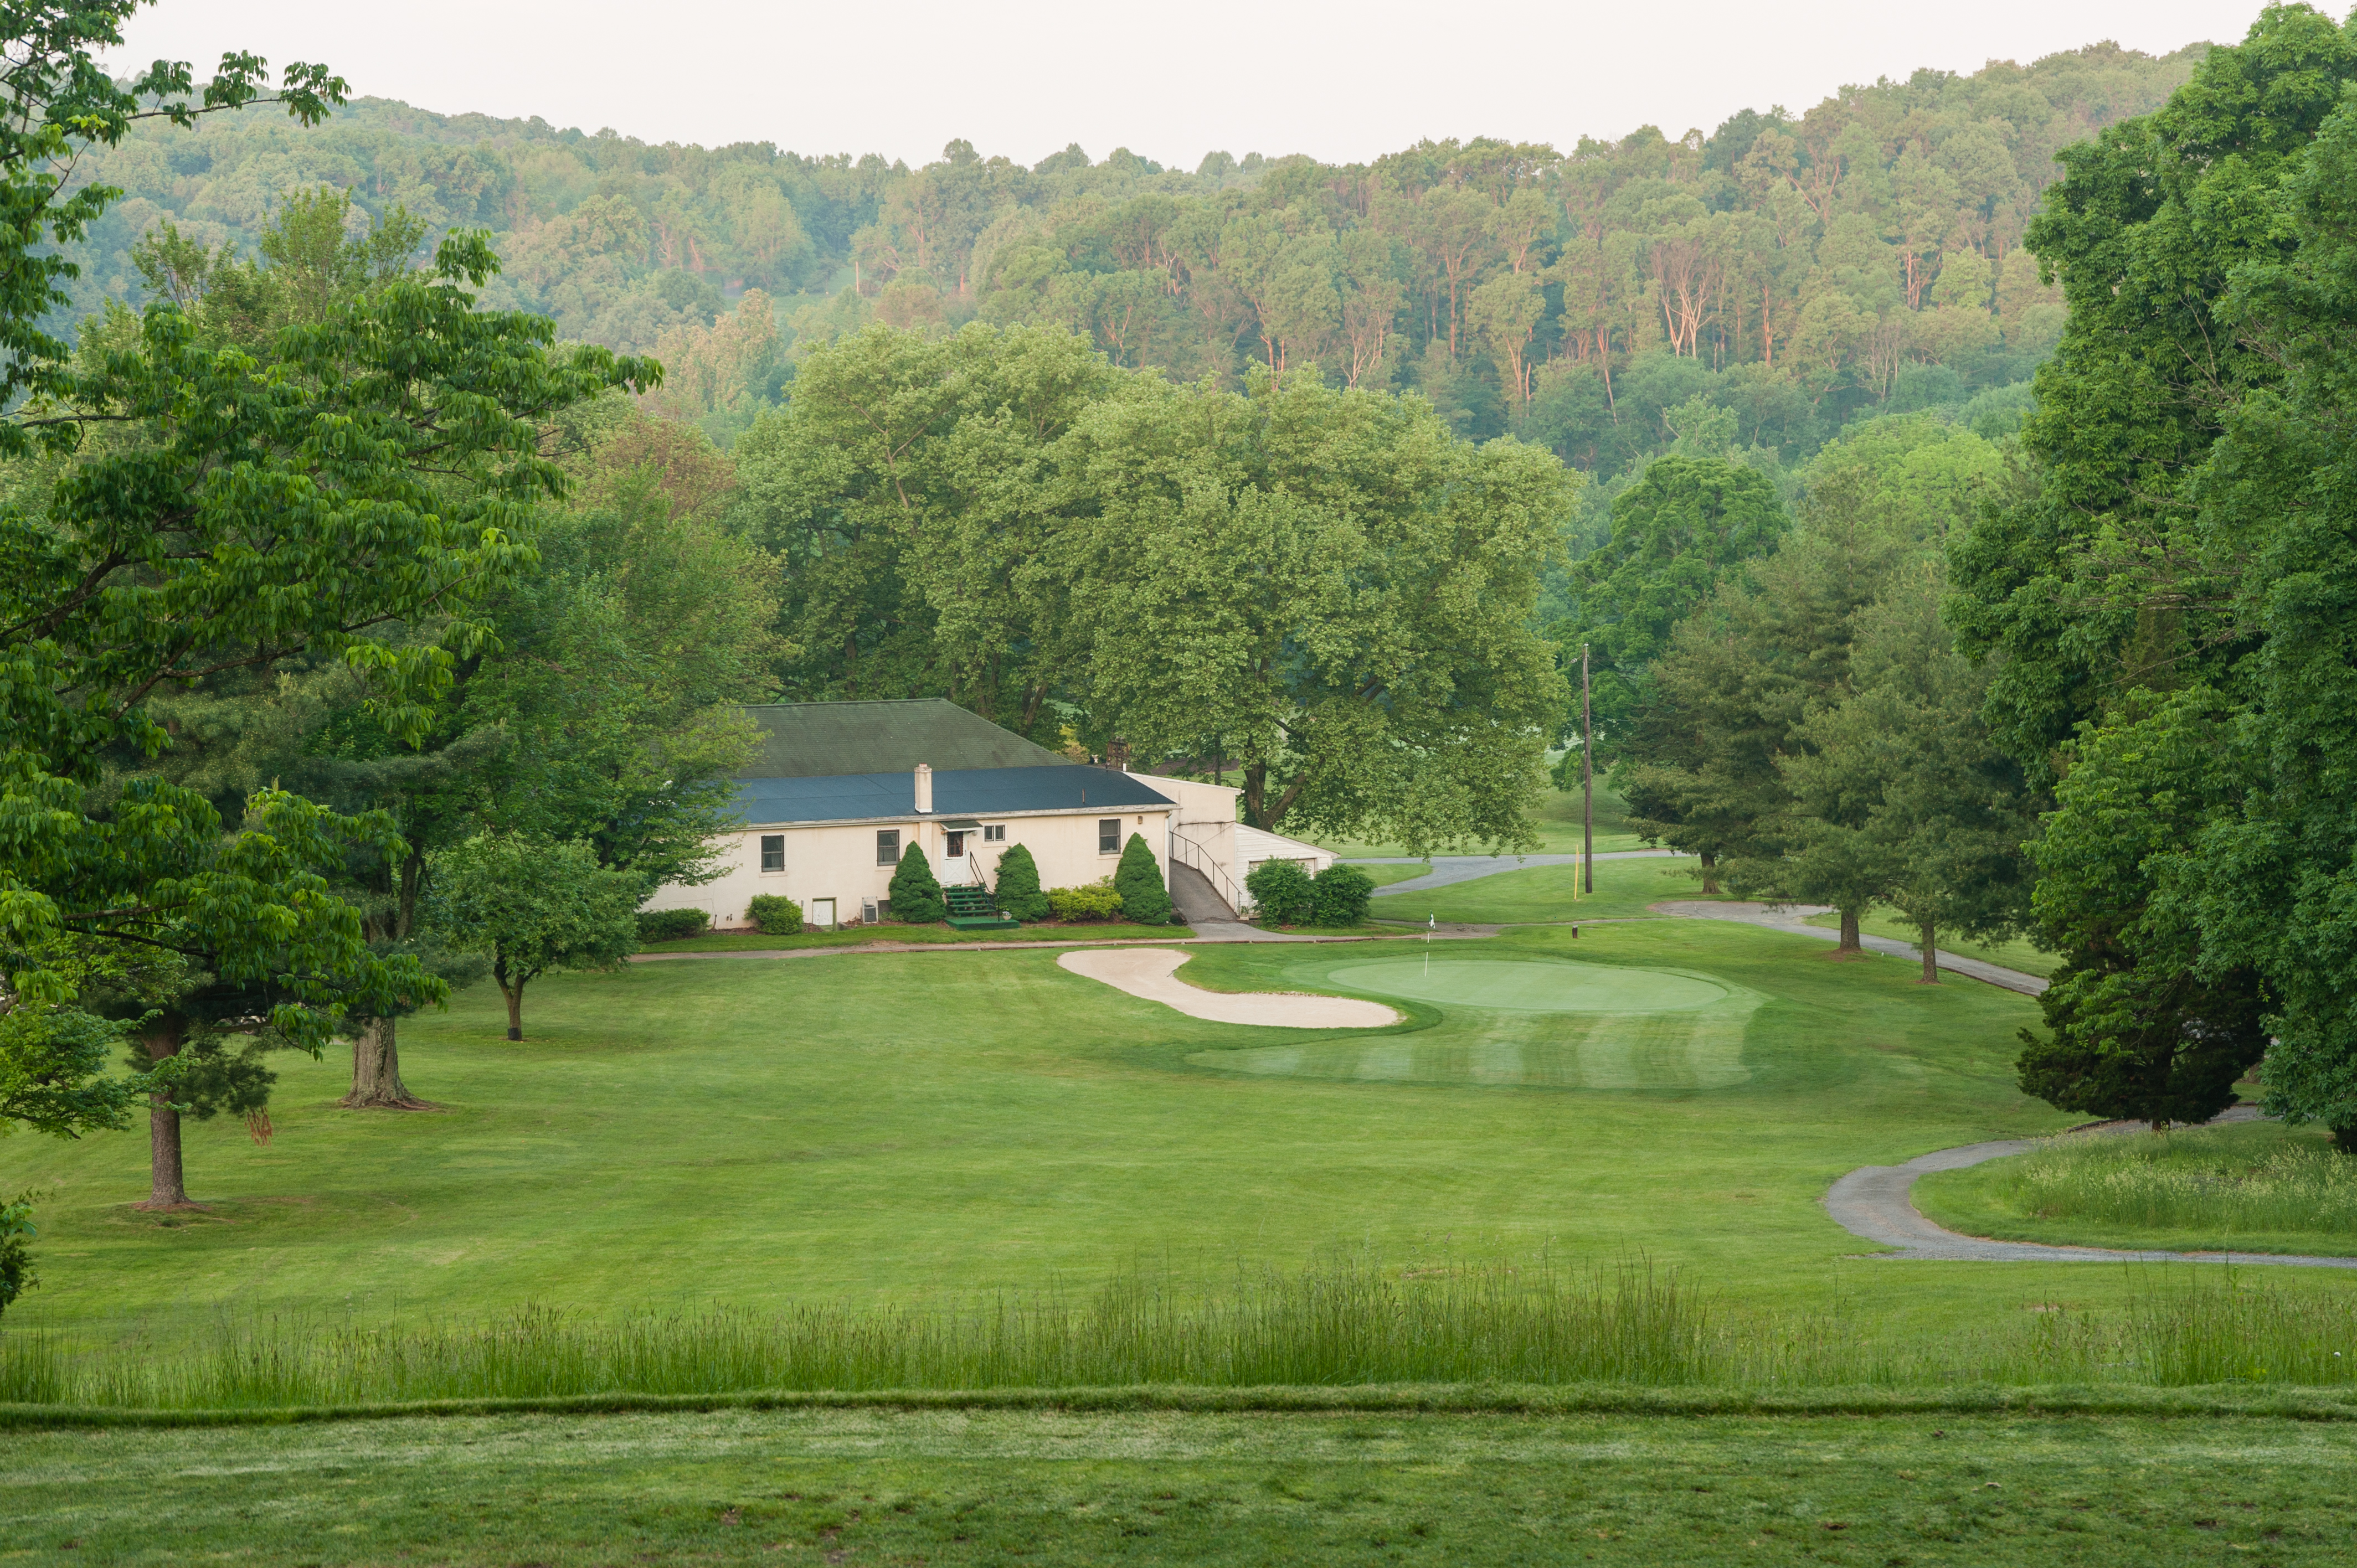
[
  {"x1": 8, "y1": 1407, "x2": 2357, "y2": 1566},
  {"x1": 4, "y1": 915, "x2": 2153, "y2": 1349}
]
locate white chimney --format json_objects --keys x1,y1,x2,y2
[{"x1": 913, "y1": 762, "x2": 933, "y2": 813}]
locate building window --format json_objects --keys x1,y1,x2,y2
[
  {"x1": 877, "y1": 829, "x2": 900, "y2": 866},
  {"x1": 759, "y1": 834, "x2": 785, "y2": 873},
  {"x1": 1099, "y1": 818, "x2": 1120, "y2": 854},
  {"x1": 983, "y1": 824, "x2": 1006, "y2": 843}
]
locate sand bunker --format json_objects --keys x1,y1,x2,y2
[{"x1": 1057, "y1": 948, "x2": 1400, "y2": 1029}]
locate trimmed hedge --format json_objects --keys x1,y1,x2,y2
[
  {"x1": 1310, "y1": 863, "x2": 1377, "y2": 926},
  {"x1": 637, "y1": 908, "x2": 711, "y2": 942},
  {"x1": 1244, "y1": 859, "x2": 1316, "y2": 925},
  {"x1": 746, "y1": 895, "x2": 803, "y2": 936},
  {"x1": 1047, "y1": 881, "x2": 1124, "y2": 922}
]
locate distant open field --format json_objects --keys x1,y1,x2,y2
[
  {"x1": 1802, "y1": 909, "x2": 2063, "y2": 979},
  {"x1": 1368, "y1": 853, "x2": 1713, "y2": 925},
  {"x1": 1313, "y1": 776, "x2": 1649, "y2": 859}
]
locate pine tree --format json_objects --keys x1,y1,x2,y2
[
  {"x1": 888, "y1": 841, "x2": 946, "y2": 923},
  {"x1": 1113, "y1": 834, "x2": 1174, "y2": 925},
  {"x1": 992, "y1": 843, "x2": 1050, "y2": 921}
]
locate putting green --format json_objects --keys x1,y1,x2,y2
[
  {"x1": 1189, "y1": 956, "x2": 1763, "y2": 1092},
  {"x1": 1325, "y1": 957, "x2": 1727, "y2": 1013}
]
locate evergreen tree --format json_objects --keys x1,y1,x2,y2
[
  {"x1": 1619, "y1": 467, "x2": 1914, "y2": 929},
  {"x1": 992, "y1": 843, "x2": 1050, "y2": 921},
  {"x1": 1558, "y1": 455, "x2": 1788, "y2": 748},
  {"x1": 1113, "y1": 833, "x2": 1173, "y2": 925},
  {"x1": 888, "y1": 842, "x2": 946, "y2": 923}
]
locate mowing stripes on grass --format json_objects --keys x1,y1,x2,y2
[
  {"x1": 1203, "y1": 957, "x2": 1763, "y2": 1091},
  {"x1": 7, "y1": 1260, "x2": 2357, "y2": 1411}
]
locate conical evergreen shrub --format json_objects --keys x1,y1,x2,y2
[
  {"x1": 1113, "y1": 833, "x2": 1174, "y2": 925},
  {"x1": 887, "y1": 841, "x2": 945, "y2": 923},
  {"x1": 993, "y1": 842, "x2": 1051, "y2": 921}
]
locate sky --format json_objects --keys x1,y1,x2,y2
[{"x1": 110, "y1": 0, "x2": 2286, "y2": 171}]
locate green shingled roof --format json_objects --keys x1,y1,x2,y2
[{"x1": 734, "y1": 700, "x2": 1074, "y2": 780}]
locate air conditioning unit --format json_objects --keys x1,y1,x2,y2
[{"x1": 861, "y1": 898, "x2": 880, "y2": 925}]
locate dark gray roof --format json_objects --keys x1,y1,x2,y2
[
  {"x1": 736, "y1": 766, "x2": 1174, "y2": 826},
  {"x1": 737, "y1": 699, "x2": 1073, "y2": 779}
]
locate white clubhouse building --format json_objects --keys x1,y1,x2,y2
[{"x1": 639, "y1": 699, "x2": 1332, "y2": 930}]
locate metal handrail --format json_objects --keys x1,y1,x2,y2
[{"x1": 1168, "y1": 827, "x2": 1247, "y2": 915}]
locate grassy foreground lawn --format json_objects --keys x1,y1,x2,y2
[
  {"x1": 1370, "y1": 853, "x2": 1715, "y2": 924},
  {"x1": 0, "y1": 915, "x2": 2149, "y2": 1351},
  {"x1": 6, "y1": 1406, "x2": 2353, "y2": 1565}
]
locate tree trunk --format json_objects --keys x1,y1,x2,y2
[
  {"x1": 1835, "y1": 909, "x2": 1863, "y2": 955},
  {"x1": 340, "y1": 1016, "x2": 434, "y2": 1110},
  {"x1": 138, "y1": 1094, "x2": 192, "y2": 1210},
  {"x1": 135, "y1": 1021, "x2": 197, "y2": 1211},
  {"x1": 1698, "y1": 850, "x2": 1719, "y2": 896},
  {"x1": 503, "y1": 983, "x2": 524, "y2": 1041},
  {"x1": 1918, "y1": 922, "x2": 1939, "y2": 984}
]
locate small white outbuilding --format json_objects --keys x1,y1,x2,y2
[{"x1": 639, "y1": 700, "x2": 1329, "y2": 930}]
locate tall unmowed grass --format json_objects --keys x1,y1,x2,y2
[
  {"x1": 2, "y1": 1258, "x2": 2352, "y2": 1409},
  {"x1": 1995, "y1": 1129, "x2": 2357, "y2": 1235}
]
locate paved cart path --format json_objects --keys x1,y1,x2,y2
[{"x1": 1823, "y1": 1106, "x2": 2357, "y2": 1269}]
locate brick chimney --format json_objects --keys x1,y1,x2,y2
[{"x1": 914, "y1": 763, "x2": 933, "y2": 813}]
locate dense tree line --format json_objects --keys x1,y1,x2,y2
[
  {"x1": 1600, "y1": 3, "x2": 2357, "y2": 1149},
  {"x1": 52, "y1": 39, "x2": 2201, "y2": 466},
  {"x1": 1949, "y1": 3, "x2": 2357, "y2": 1143}
]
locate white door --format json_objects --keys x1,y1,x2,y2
[
  {"x1": 810, "y1": 898, "x2": 836, "y2": 930},
  {"x1": 942, "y1": 829, "x2": 969, "y2": 876}
]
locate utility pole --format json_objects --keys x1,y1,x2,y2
[{"x1": 1582, "y1": 643, "x2": 1594, "y2": 895}]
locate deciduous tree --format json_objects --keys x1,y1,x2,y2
[{"x1": 432, "y1": 837, "x2": 641, "y2": 1041}]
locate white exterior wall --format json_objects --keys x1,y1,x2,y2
[
  {"x1": 1129, "y1": 772, "x2": 1244, "y2": 911},
  {"x1": 643, "y1": 806, "x2": 1172, "y2": 930}
]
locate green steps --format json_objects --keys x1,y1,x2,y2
[{"x1": 943, "y1": 884, "x2": 1020, "y2": 930}]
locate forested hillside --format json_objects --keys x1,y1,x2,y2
[{"x1": 58, "y1": 38, "x2": 2198, "y2": 471}]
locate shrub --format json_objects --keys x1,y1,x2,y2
[
  {"x1": 0, "y1": 1195, "x2": 34, "y2": 1321},
  {"x1": 1047, "y1": 881, "x2": 1124, "y2": 922},
  {"x1": 1310, "y1": 863, "x2": 1377, "y2": 927},
  {"x1": 1245, "y1": 859, "x2": 1316, "y2": 925},
  {"x1": 887, "y1": 841, "x2": 945, "y2": 924},
  {"x1": 636, "y1": 907, "x2": 710, "y2": 942},
  {"x1": 745, "y1": 895, "x2": 803, "y2": 936},
  {"x1": 1112, "y1": 833, "x2": 1173, "y2": 925},
  {"x1": 993, "y1": 843, "x2": 1051, "y2": 922}
]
